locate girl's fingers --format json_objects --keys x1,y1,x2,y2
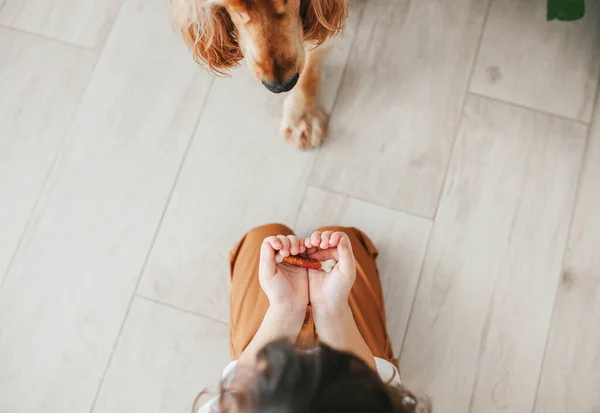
[
  {"x1": 304, "y1": 231, "x2": 354, "y2": 264},
  {"x1": 263, "y1": 236, "x2": 282, "y2": 251},
  {"x1": 288, "y1": 236, "x2": 301, "y2": 255},
  {"x1": 298, "y1": 241, "x2": 307, "y2": 254},
  {"x1": 276, "y1": 235, "x2": 291, "y2": 256},
  {"x1": 265, "y1": 235, "x2": 307, "y2": 255},
  {"x1": 329, "y1": 232, "x2": 342, "y2": 247},
  {"x1": 310, "y1": 231, "x2": 321, "y2": 247},
  {"x1": 319, "y1": 231, "x2": 333, "y2": 249}
]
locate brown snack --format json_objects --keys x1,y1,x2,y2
[{"x1": 275, "y1": 254, "x2": 336, "y2": 273}]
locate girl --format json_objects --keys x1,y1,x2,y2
[{"x1": 196, "y1": 224, "x2": 429, "y2": 413}]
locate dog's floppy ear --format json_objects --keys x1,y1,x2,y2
[
  {"x1": 301, "y1": 0, "x2": 347, "y2": 45},
  {"x1": 170, "y1": 0, "x2": 243, "y2": 75}
]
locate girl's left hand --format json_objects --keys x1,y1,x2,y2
[{"x1": 259, "y1": 235, "x2": 309, "y2": 311}]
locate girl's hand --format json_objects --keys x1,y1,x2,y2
[
  {"x1": 304, "y1": 231, "x2": 356, "y2": 314},
  {"x1": 238, "y1": 235, "x2": 309, "y2": 368},
  {"x1": 259, "y1": 235, "x2": 309, "y2": 312},
  {"x1": 303, "y1": 231, "x2": 376, "y2": 370}
]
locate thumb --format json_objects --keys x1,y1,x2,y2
[
  {"x1": 337, "y1": 236, "x2": 356, "y2": 276},
  {"x1": 259, "y1": 241, "x2": 276, "y2": 282}
]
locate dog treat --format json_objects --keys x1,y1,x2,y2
[{"x1": 275, "y1": 254, "x2": 336, "y2": 273}]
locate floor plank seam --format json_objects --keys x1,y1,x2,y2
[
  {"x1": 318, "y1": 0, "x2": 366, "y2": 123},
  {"x1": 469, "y1": 91, "x2": 592, "y2": 126},
  {"x1": 0, "y1": 24, "x2": 97, "y2": 50},
  {"x1": 430, "y1": 0, "x2": 493, "y2": 223},
  {"x1": 91, "y1": 0, "x2": 126, "y2": 53},
  {"x1": 465, "y1": 260, "x2": 504, "y2": 413},
  {"x1": 530, "y1": 77, "x2": 600, "y2": 413},
  {"x1": 301, "y1": 0, "x2": 366, "y2": 223},
  {"x1": 87, "y1": 78, "x2": 215, "y2": 413},
  {"x1": 292, "y1": 182, "x2": 313, "y2": 230},
  {"x1": 306, "y1": 184, "x2": 433, "y2": 222},
  {"x1": 0, "y1": 28, "x2": 108, "y2": 293},
  {"x1": 136, "y1": 294, "x2": 229, "y2": 326},
  {"x1": 396, "y1": 220, "x2": 435, "y2": 361}
]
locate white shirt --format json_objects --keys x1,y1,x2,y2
[{"x1": 197, "y1": 357, "x2": 401, "y2": 413}]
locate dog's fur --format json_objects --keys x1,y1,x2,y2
[{"x1": 170, "y1": 0, "x2": 347, "y2": 149}]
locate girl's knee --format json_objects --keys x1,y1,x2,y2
[
  {"x1": 245, "y1": 223, "x2": 295, "y2": 242},
  {"x1": 312, "y1": 225, "x2": 346, "y2": 235}
]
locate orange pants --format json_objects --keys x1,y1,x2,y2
[{"x1": 229, "y1": 223, "x2": 397, "y2": 366}]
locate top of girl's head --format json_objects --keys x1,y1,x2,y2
[{"x1": 218, "y1": 340, "x2": 428, "y2": 413}]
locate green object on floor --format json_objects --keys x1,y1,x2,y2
[{"x1": 548, "y1": 0, "x2": 585, "y2": 21}]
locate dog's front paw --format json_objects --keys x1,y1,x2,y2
[{"x1": 280, "y1": 96, "x2": 328, "y2": 150}]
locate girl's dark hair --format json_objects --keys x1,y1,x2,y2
[{"x1": 206, "y1": 339, "x2": 429, "y2": 413}]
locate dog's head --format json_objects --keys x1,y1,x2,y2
[{"x1": 170, "y1": 0, "x2": 347, "y2": 93}]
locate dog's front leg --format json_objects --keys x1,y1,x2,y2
[{"x1": 280, "y1": 45, "x2": 328, "y2": 150}]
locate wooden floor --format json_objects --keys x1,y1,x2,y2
[{"x1": 1, "y1": 0, "x2": 599, "y2": 412}]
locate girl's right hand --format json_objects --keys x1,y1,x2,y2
[
  {"x1": 259, "y1": 234, "x2": 309, "y2": 312},
  {"x1": 304, "y1": 231, "x2": 356, "y2": 314}
]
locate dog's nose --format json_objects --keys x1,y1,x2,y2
[{"x1": 261, "y1": 73, "x2": 300, "y2": 93}]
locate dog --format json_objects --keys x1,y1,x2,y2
[{"x1": 169, "y1": 0, "x2": 347, "y2": 149}]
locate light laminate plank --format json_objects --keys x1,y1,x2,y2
[
  {"x1": 400, "y1": 95, "x2": 587, "y2": 413},
  {"x1": 471, "y1": 0, "x2": 600, "y2": 122},
  {"x1": 309, "y1": 0, "x2": 489, "y2": 218},
  {"x1": 0, "y1": 29, "x2": 95, "y2": 285},
  {"x1": 0, "y1": 0, "x2": 122, "y2": 48},
  {"x1": 534, "y1": 98, "x2": 600, "y2": 413},
  {"x1": 93, "y1": 298, "x2": 229, "y2": 413},
  {"x1": 0, "y1": 0, "x2": 212, "y2": 410}
]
